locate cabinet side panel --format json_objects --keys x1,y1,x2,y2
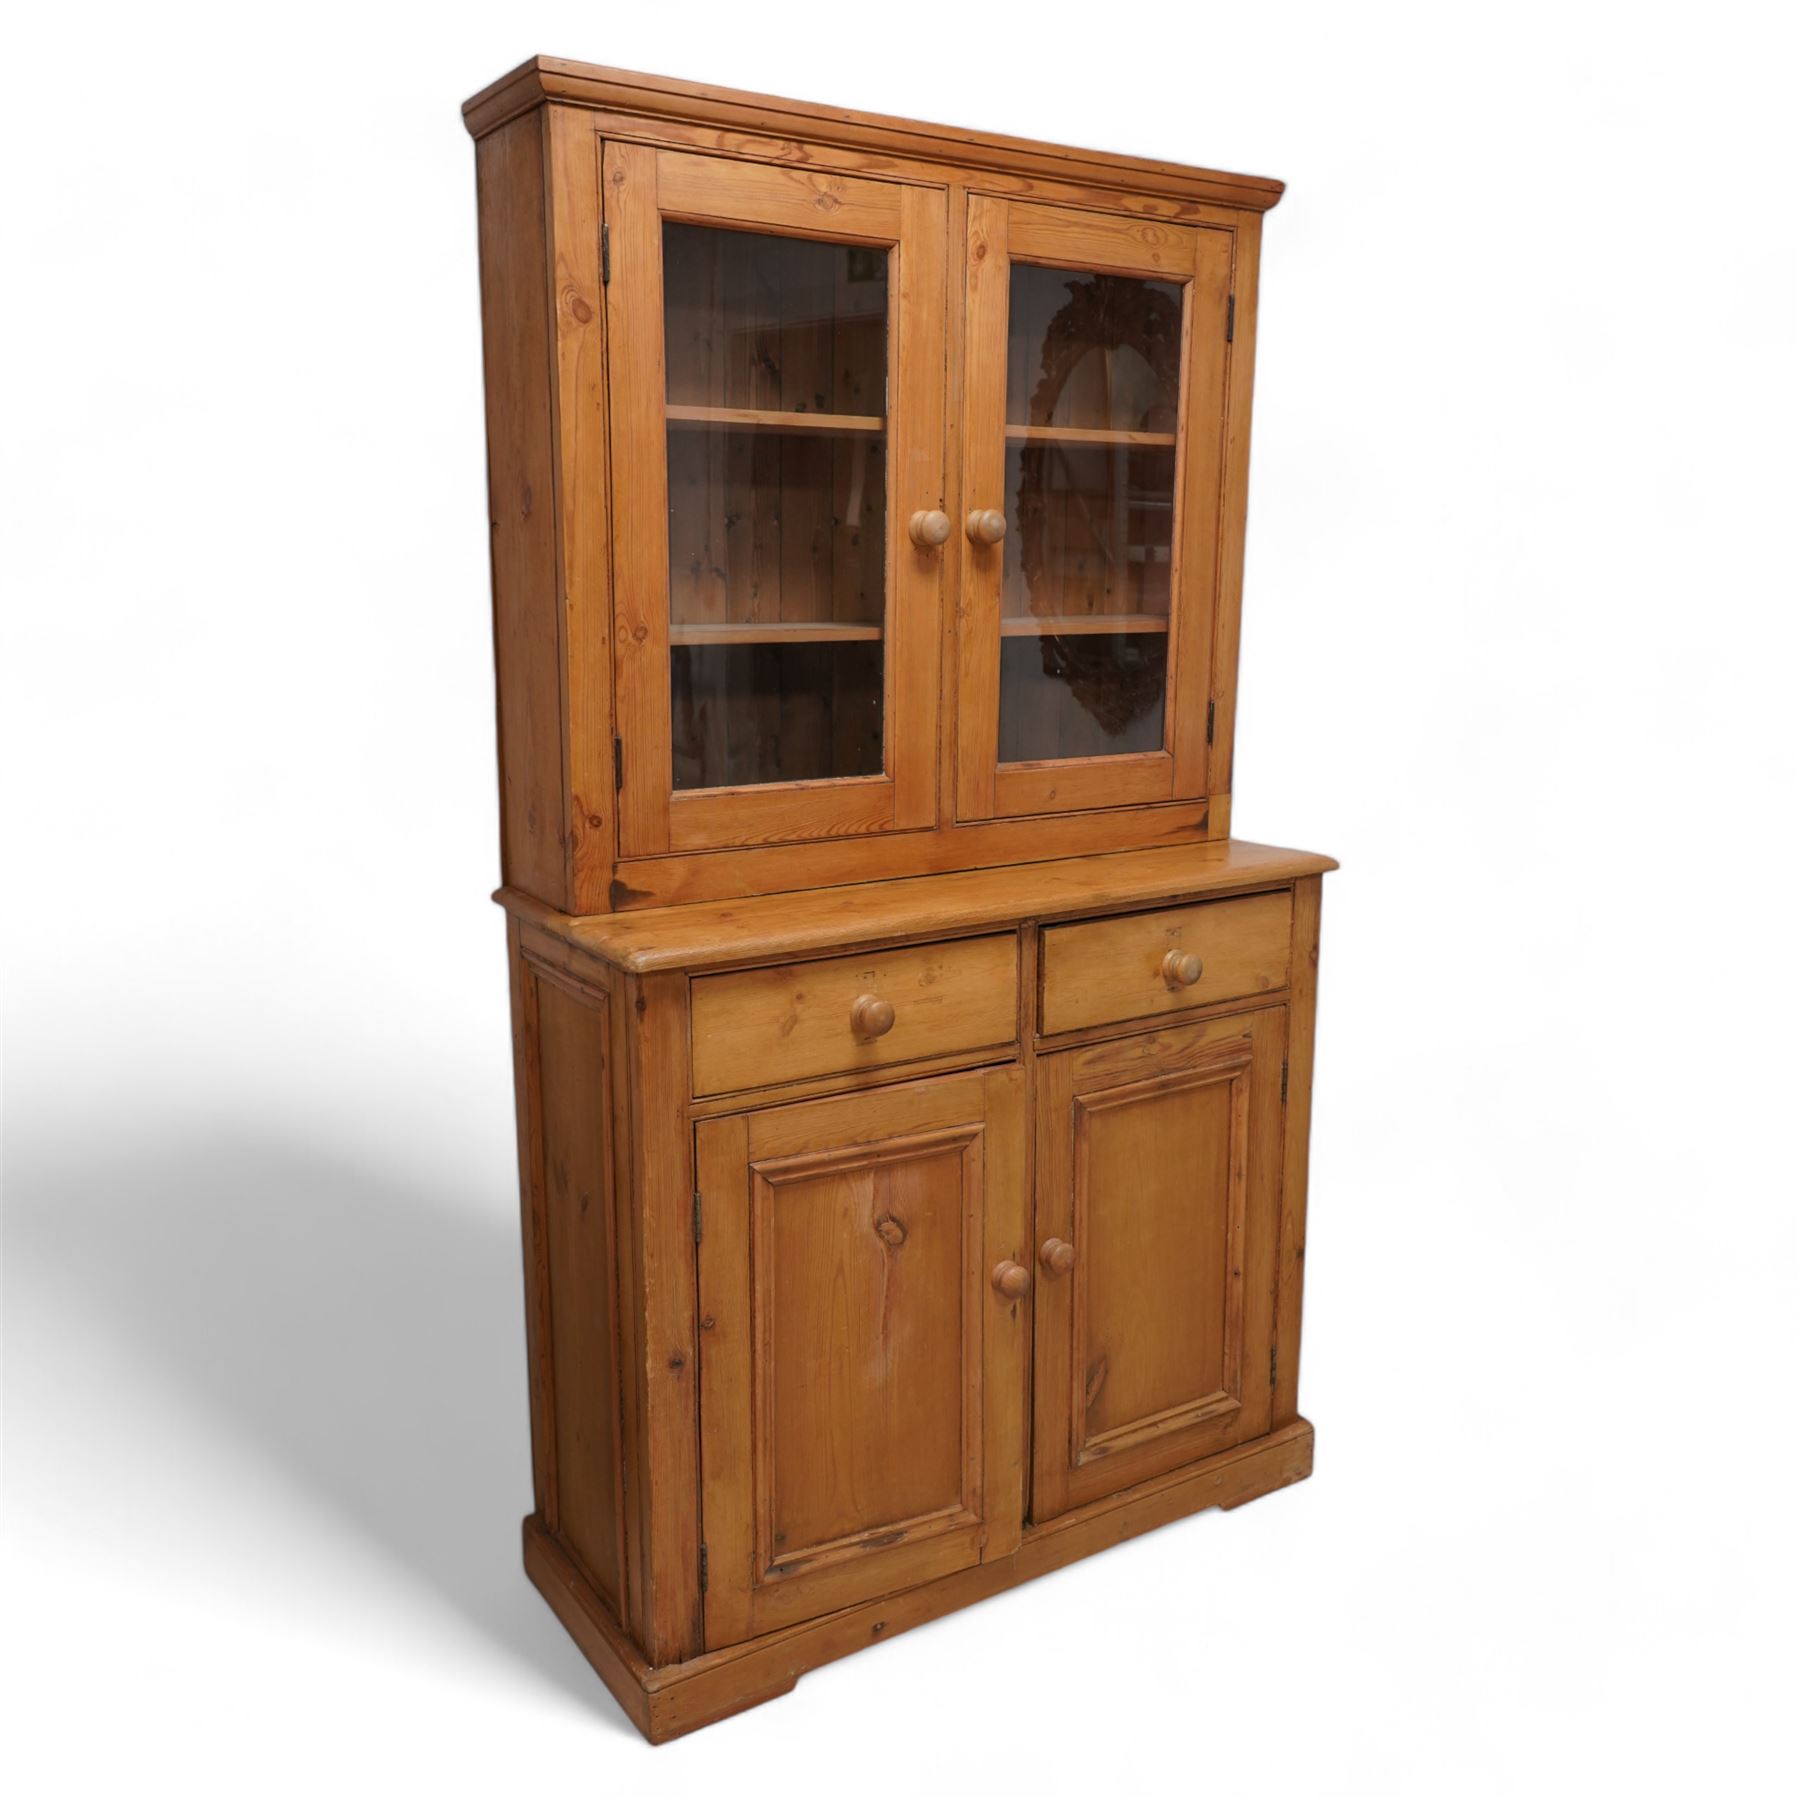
[
  {"x1": 476, "y1": 114, "x2": 570, "y2": 905},
  {"x1": 542, "y1": 108, "x2": 616, "y2": 915},
  {"x1": 534, "y1": 973, "x2": 626, "y2": 1609},
  {"x1": 1274, "y1": 874, "x2": 1322, "y2": 1424},
  {"x1": 620, "y1": 971, "x2": 704, "y2": 1663},
  {"x1": 507, "y1": 921, "x2": 557, "y2": 1522}
]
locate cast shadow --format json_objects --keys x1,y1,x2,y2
[{"x1": 9, "y1": 1126, "x2": 631, "y2": 1732}]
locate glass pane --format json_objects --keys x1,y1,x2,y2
[
  {"x1": 999, "y1": 264, "x2": 1184, "y2": 765},
  {"x1": 662, "y1": 222, "x2": 888, "y2": 791}
]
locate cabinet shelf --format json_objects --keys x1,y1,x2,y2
[
  {"x1": 999, "y1": 613, "x2": 1170, "y2": 637},
  {"x1": 670, "y1": 621, "x2": 884, "y2": 646},
  {"x1": 1004, "y1": 423, "x2": 1177, "y2": 448},
  {"x1": 666, "y1": 404, "x2": 885, "y2": 436}
]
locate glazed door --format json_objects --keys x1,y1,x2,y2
[
  {"x1": 955, "y1": 198, "x2": 1234, "y2": 820},
  {"x1": 694, "y1": 1068, "x2": 1027, "y2": 1649},
  {"x1": 603, "y1": 144, "x2": 946, "y2": 856},
  {"x1": 1031, "y1": 1007, "x2": 1285, "y2": 1522}
]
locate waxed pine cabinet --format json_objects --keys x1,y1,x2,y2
[{"x1": 466, "y1": 57, "x2": 1333, "y2": 1741}]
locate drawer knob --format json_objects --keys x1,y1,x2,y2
[
  {"x1": 991, "y1": 1259, "x2": 1031, "y2": 1300},
  {"x1": 965, "y1": 508, "x2": 1007, "y2": 546},
  {"x1": 908, "y1": 508, "x2": 952, "y2": 548},
  {"x1": 851, "y1": 993, "x2": 896, "y2": 1038},
  {"x1": 1039, "y1": 1237, "x2": 1076, "y2": 1277},
  {"x1": 1162, "y1": 949, "x2": 1204, "y2": 989}
]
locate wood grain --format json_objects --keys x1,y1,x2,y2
[
  {"x1": 602, "y1": 798, "x2": 1228, "y2": 910},
  {"x1": 999, "y1": 614, "x2": 1170, "y2": 636},
  {"x1": 891, "y1": 181, "x2": 948, "y2": 830},
  {"x1": 1209, "y1": 211, "x2": 1262, "y2": 803},
  {"x1": 1038, "y1": 888, "x2": 1292, "y2": 1035},
  {"x1": 530, "y1": 963, "x2": 626, "y2": 1606},
  {"x1": 954, "y1": 192, "x2": 1007, "y2": 822},
  {"x1": 991, "y1": 751, "x2": 1174, "y2": 819},
  {"x1": 1004, "y1": 202, "x2": 1199, "y2": 280},
  {"x1": 954, "y1": 197, "x2": 1233, "y2": 824},
  {"x1": 602, "y1": 139, "x2": 674, "y2": 858},
  {"x1": 475, "y1": 114, "x2": 568, "y2": 905},
  {"x1": 1032, "y1": 1009, "x2": 1284, "y2": 1519},
  {"x1": 666, "y1": 403, "x2": 883, "y2": 433},
  {"x1": 1004, "y1": 423, "x2": 1176, "y2": 447},
  {"x1": 669, "y1": 621, "x2": 884, "y2": 646},
  {"x1": 504, "y1": 839, "x2": 1335, "y2": 975},
  {"x1": 542, "y1": 108, "x2": 614, "y2": 914},
  {"x1": 521, "y1": 1418, "x2": 1313, "y2": 1741},
  {"x1": 1275, "y1": 874, "x2": 1323, "y2": 1424},
  {"x1": 464, "y1": 59, "x2": 1288, "y2": 216},
  {"x1": 618, "y1": 969, "x2": 703, "y2": 1661},
  {"x1": 1168, "y1": 226, "x2": 1233, "y2": 797},
  {"x1": 658, "y1": 148, "x2": 905, "y2": 241},
  {"x1": 689, "y1": 934, "x2": 1018, "y2": 1095},
  {"x1": 572, "y1": 104, "x2": 1257, "y2": 229},
  {"x1": 506, "y1": 920, "x2": 558, "y2": 1524},
  {"x1": 695, "y1": 1069, "x2": 1026, "y2": 1646}
]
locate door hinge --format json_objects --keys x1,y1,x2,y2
[
  {"x1": 601, "y1": 221, "x2": 611, "y2": 286},
  {"x1": 699, "y1": 1543, "x2": 709, "y2": 1592},
  {"x1": 1269, "y1": 1345, "x2": 1278, "y2": 1388},
  {"x1": 692, "y1": 1189, "x2": 703, "y2": 1244},
  {"x1": 613, "y1": 736, "x2": 623, "y2": 791},
  {"x1": 1281, "y1": 1058, "x2": 1290, "y2": 1103},
  {"x1": 1226, "y1": 293, "x2": 1236, "y2": 343},
  {"x1": 1206, "y1": 699, "x2": 1216, "y2": 746}
]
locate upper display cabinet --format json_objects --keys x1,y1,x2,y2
[{"x1": 466, "y1": 60, "x2": 1283, "y2": 913}]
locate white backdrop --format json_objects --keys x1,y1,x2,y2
[{"x1": 4, "y1": 4, "x2": 1797, "y2": 1795}]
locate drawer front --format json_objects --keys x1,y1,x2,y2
[
  {"x1": 1038, "y1": 891, "x2": 1292, "y2": 1036},
  {"x1": 691, "y1": 935, "x2": 1020, "y2": 1096}
]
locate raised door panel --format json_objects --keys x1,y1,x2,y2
[
  {"x1": 695, "y1": 1069, "x2": 1027, "y2": 1649},
  {"x1": 956, "y1": 196, "x2": 1234, "y2": 821},
  {"x1": 1032, "y1": 1008, "x2": 1285, "y2": 1521},
  {"x1": 524, "y1": 963, "x2": 626, "y2": 1609},
  {"x1": 604, "y1": 143, "x2": 946, "y2": 857}
]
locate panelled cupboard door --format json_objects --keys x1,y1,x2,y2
[
  {"x1": 694, "y1": 1068, "x2": 1028, "y2": 1650},
  {"x1": 603, "y1": 142, "x2": 947, "y2": 857},
  {"x1": 956, "y1": 197, "x2": 1234, "y2": 820},
  {"x1": 1031, "y1": 1007, "x2": 1285, "y2": 1522}
]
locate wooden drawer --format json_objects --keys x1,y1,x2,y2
[
  {"x1": 1038, "y1": 891, "x2": 1292, "y2": 1036},
  {"x1": 690, "y1": 935, "x2": 1019, "y2": 1096}
]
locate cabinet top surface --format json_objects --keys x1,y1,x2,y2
[
  {"x1": 502, "y1": 839, "x2": 1335, "y2": 974},
  {"x1": 462, "y1": 57, "x2": 1285, "y2": 210}
]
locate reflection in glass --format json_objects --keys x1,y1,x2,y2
[
  {"x1": 661, "y1": 223, "x2": 889, "y2": 791},
  {"x1": 998, "y1": 264, "x2": 1184, "y2": 765}
]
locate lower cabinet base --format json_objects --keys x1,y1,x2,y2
[{"x1": 524, "y1": 1416, "x2": 1315, "y2": 1743}]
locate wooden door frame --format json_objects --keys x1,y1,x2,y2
[
  {"x1": 955, "y1": 195, "x2": 1234, "y2": 824},
  {"x1": 603, "y1": 142, "x2": 946, "y2": 859}
]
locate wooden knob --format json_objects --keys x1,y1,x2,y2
[
  {"x1": 909, "y1": 509, "x2": 952, "y2": 547},
  {"x1": 991, "y1": 1260, "x2": 1030, "y2": 1300},
  {"x1": 1162, "y1": 949, "x2": 1204, "y2": 989},
  {"x1": 965, "y1": 508, "x2": 1007, "y2": 545},
  {"x1": 851, "y1": 993, "x2": 896, "y2": 1038},
  {"x1": 1039, "y1": 1238, "x2": 1076, "y2": 1277}
]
